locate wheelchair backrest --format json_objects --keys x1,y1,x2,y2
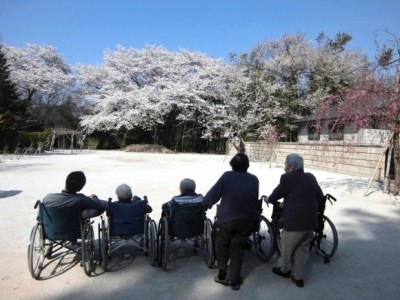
[
  {"x1": 39, "y1": 203, "x2": 82, "y2": 241},
  {"x1": 170, "y1": 202, "x2": 205, "y2": 239},
  {"x1": 107, "y1": 200, "x2": 148, "y2": 236}
]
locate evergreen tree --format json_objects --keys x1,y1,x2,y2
[{"x1": 0, "y1": 45, "x2": 28, "y2": 150}]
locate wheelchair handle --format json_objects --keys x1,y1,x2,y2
[
  {"x1": 34, "y1": 200, "x2": 41, "y2": 209},
  {"x1": 260, "y1": 195, "x2": 269, "y2": 207},
  {"x1": 325, "y1": 193, "x2": 337, "y2": 205}
]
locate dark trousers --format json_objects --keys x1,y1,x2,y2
[{"x1": 216, "y1": 218, "x2": 257, "y2": 285}]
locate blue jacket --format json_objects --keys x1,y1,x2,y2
[{"x1": 203, "y1": 171, "x2": 259, "y2": 224}]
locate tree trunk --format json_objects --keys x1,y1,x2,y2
[{"x1": 394, "y1": 132, "x2": 400, "y2": 195}]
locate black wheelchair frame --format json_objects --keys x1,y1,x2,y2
[
  {"x1": 158, "y1": 202, "x2": 214, "y2": 271},
  {"x1": 27, "y1": 200, "x2": 95, "y2": 279},
  {"x1": 98, "y1": 196, "x2": 158, "y2": 271},
  {"x1": 269, "y1": 193, "x2": 339, "y2": 263}
]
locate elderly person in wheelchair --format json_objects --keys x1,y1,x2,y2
[
  {"x1": 161, "y1": 178, "x2": 204, "y2": 216},
  {"x1": 158, "y1": 178, "x2": 214, "y2": 270},
  {"x1": 97, "y1": 183, "x2": 157, "y2": 271},
  {"x1": 115, "y1": 183, "x2": 153, "y2": 212}
]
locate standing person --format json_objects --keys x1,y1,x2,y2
[
  {"x1": 43, "y1": 171, "x2": 108, "y2": 220},
  {"x1": 203, "y1": 153, "x2": 259, "y2": 291},
  {"x1": 265, "y1": 153, "x2": 324, "y2": 288},
  {"x1": 161, "y1": 178, "x2": 203, "y2": 216}
]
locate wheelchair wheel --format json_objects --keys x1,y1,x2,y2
[
  {"x1": 201, "y1": 218, "x2": 215, "y2": 268},
  {"x1": 274, "y1": 219, "x2": 283, "y2": 255},
  {"x1": 311, "y1": 215, "x2": 338, "y2": 263},
  {"x1": 253, "y1": 216, "x2": 275, "y2": 262},
  {"x1": 28, "y1": 224, "x2": 45, "y2": 279},
  {"x1": 99, "y1": 219, "x2": 108, "y2": 271},
  {"x1": 158, "y1": 217, "x2": 169, "y2": 271},
  {"x1": 81, "y1": 221, "x2": 95, "y2": 276},
  {"x1": 146, "y1": 219, "x2": 158, "y2": 266}
]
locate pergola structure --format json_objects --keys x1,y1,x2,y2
[{"x1": 48, "y1": 128, "x2": 85, "y2": 152}]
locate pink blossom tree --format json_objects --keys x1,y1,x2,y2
[{"x1": 315, "y1": 30, "x2": 400, "y2": 194}]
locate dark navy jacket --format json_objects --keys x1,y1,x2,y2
[
  {"x1": 268, "y1": 171, "x2": 324, "y2": 231},
  {"x1": 203, "y1": 171, "x2": 259, "y2": 224}
]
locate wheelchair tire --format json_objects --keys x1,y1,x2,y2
[
  {"x1": 146, "y1": 219, "x2": 158, "y2": 266},
  {"x1": 158, "y1": 217, "x2": 169, "y2": 271},
  {"x1": 28, "y1": 224, "x2": 45, "y2": 279},
  {"x1": 311, "y1": 215, "x2": 338, "y2": 263},
  {"x1": 201, "y1": 218, "x2": 215, "y2": 268},
  {"x1": 99, "y1": 219, "x2": 108, "y2": 271},
  {"x1": 82, "y1": 221, "x2": 95, "y2": 276},
  {"x1": 253, "y1": 216, "x2": 275, "y2": 262}
]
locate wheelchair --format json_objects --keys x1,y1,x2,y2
[
  {"x1": 270, "y1": 194, "x2": 338, "y2": 263},
  {"x1": 98, "y1": 196, "x2": 157, "y2": 271},
  {"x1": 251, "y1": 197, "x2": 275, "y2": 261},
  {"x1": 158, "y1": 202, "x2": 214, "y2": 271},
  {"x1": 27, "y1": 200, "x2": 95, "y2": 279}
]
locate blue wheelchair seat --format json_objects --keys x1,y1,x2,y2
[
  {"x1": 170, "y1": 202, "x2": 205, "y2": 239},
  {"x1": 107, "y1": 199, "x2": 149, "y2": 237},
  {"x1": 39, "y1": 204, "x2": 82, "y2": 241}
]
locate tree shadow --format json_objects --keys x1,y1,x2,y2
[
  {"x1": 0, "y1": 190, "x2": 22, "y2": 198},
  {"x1": 319, "y1": 178, "x2": 370, "y2": 193}
]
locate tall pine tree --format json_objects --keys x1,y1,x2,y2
[{"x1": 0, "y1": 45, "x2": 28, "y2": 150}]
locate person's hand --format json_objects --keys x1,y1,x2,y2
[
  {"x1": 262, "y1": 195, "x2": 269, "y2": 203},
  {"x1": 89, "y1": 194, "x2": 98, "y2": 200}
]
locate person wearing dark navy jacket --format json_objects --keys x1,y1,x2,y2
[
  {"x1": 265, "y1": 153, "x2": 324, "y2": 288},
  {"x1": 203, "y1": 153, "x2": 259, "y2": 291}
]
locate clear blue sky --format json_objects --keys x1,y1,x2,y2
[{"x1": 1, "y1": 0, "x2": 399, "y2": 66}]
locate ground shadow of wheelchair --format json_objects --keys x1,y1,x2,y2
[
  {"x1": 38, "y1": 250, "x2": 80, "y2": 280},
  {"x1": 95, "y1": 241, "x2": 143, "y2": 274},
  {"x1": 162, "y1": 240, "x2": 206, "y2": 271}
]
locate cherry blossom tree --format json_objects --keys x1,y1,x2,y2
[
  {"x1": 76, "y1": 45, "x2": 230, "y2": 151},
  {"x1": 3, "y1": 44, "x2": 76, "y2": 130}
]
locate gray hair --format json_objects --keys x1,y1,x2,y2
[
  {"x1": 116, "y1": 184, "x2": 133, "y2": 202},
  {"x1": 285, "y1": 153, "x2": 304, "y2": 172},
  {"x1": 179, "y1": 178, "x2": 196, "y2": 194}
]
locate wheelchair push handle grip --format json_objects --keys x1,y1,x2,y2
[
  {"x1": 34, "y1": 200, "x2": 41, "y2": 209},
  {"x1": 260, "y1": 195, "x2": 269, "y2": 207},
  {"x1": 325, "y1": 193, "x2": 337, "y2": 205}
]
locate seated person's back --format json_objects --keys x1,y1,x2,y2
[
  {"x1": 161, "y1": 178, "x2": 204, "y2": 215},
  {"x1": 110, "y1": 183, "x2": 152, "y2": 213},
  {"x1": 42, "y1": 171, "x2": 107, "y2": 219},
  {"x1": 107, "y1": 184, "x2": 152, "y2": 236}
]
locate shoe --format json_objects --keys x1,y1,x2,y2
[
  {"x1": 291, "y1": 276, "x2": 304, "y2": 288},
  {"x1": 230, "y1": 279, "x2": 244, "y2": 291},
  {"x1": 214, "y1": 275, "x2": 230, "y2": 286},
  {"x1": 272, "y1": 267, "x2": 291, "y2": 278}
]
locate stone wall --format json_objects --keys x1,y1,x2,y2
[{"x1": 228, "y1": 142, "x2": 386, "y2": 180}]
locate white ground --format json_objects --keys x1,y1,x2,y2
[{"x1": 0, "y1": 150, "x2": 399, "y2": 300}]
